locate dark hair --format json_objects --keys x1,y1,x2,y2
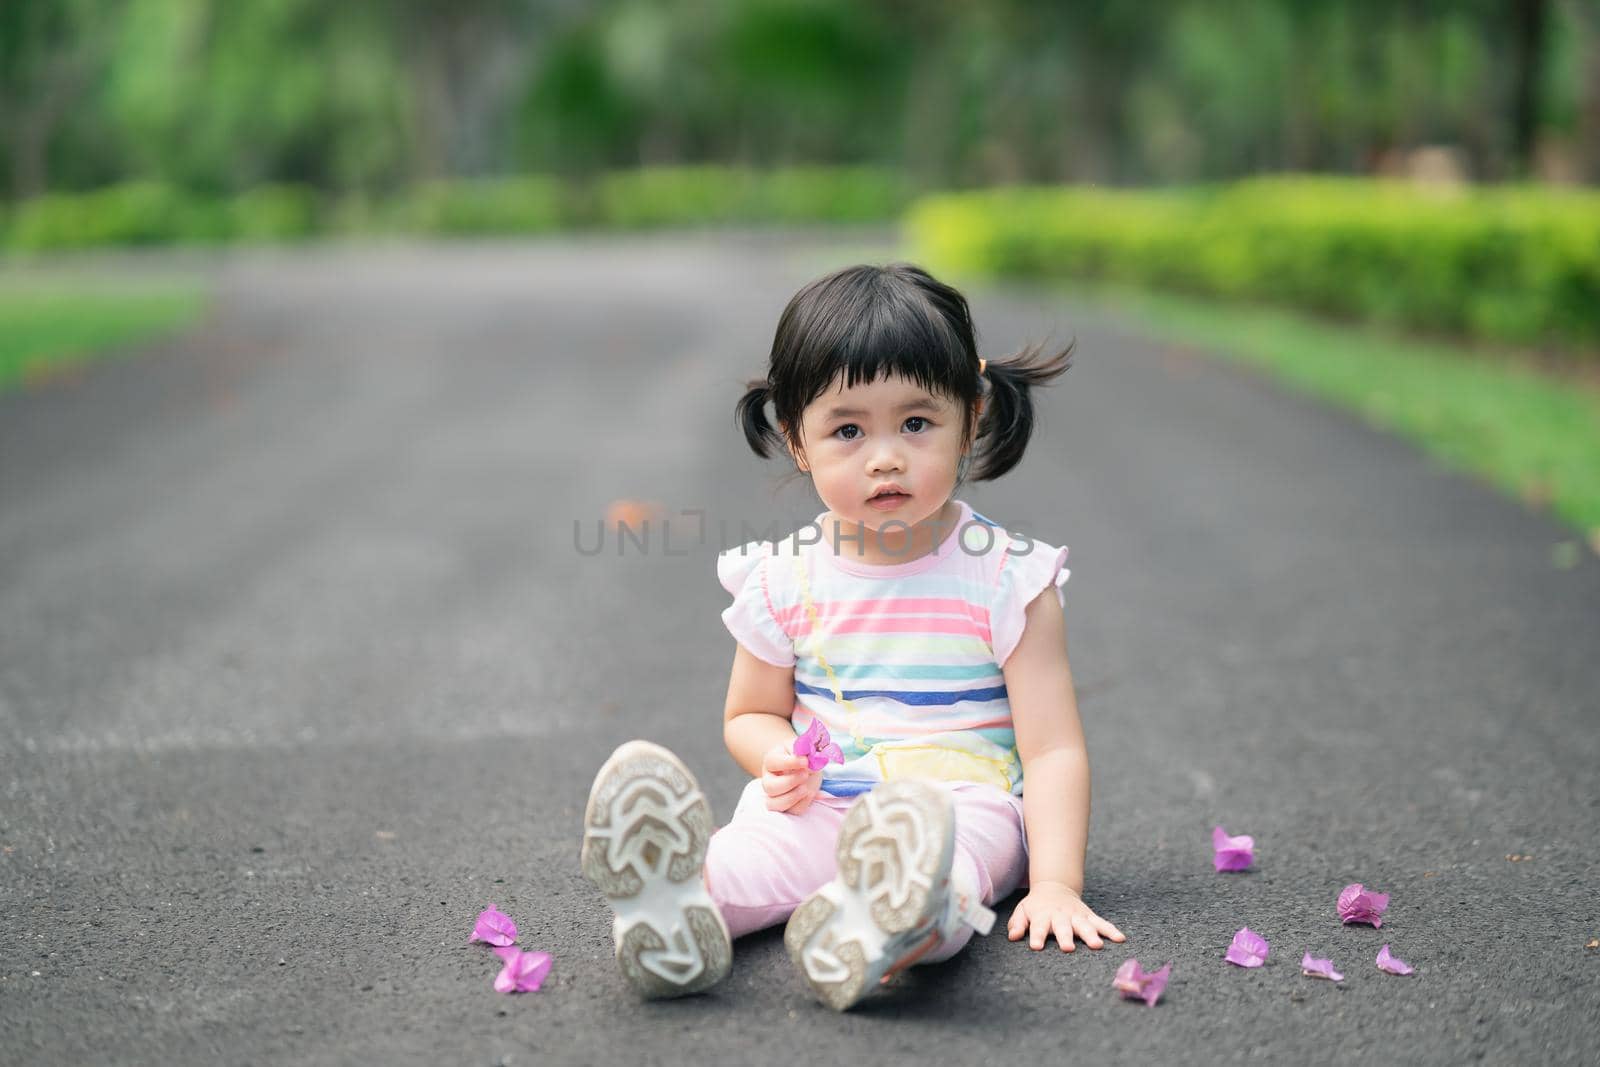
[{"x1": 735, "y1": 262, "x2": 1072, "y2": 485}]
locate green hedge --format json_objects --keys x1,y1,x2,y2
[
  {"x1": 4, "y1": 182, "x2": 322, "y2": 250},
  {"x1": 906, "y1": 177, "x2": 1600, "y2": 349},
  {"x1": 591, "y1": 165, "x2": 908, "y2": 228},
  {"x1": 393, "y1": 177, "x2": 567, "y2": 235},
  {"x1": 1, "y1": 166, "x2": 910, "y2": 253}
]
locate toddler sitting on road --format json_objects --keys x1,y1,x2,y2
[{"x1": 582, "y1": 263, "x2": 1123, "y2": 1010}]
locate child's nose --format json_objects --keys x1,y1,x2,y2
[{"x1": 868, "y1": 447, "x2": 905, "y2": 474}]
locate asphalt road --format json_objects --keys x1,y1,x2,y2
[{"x1": 2, "y1": 231, "x2": 1596, "y2": 1065}]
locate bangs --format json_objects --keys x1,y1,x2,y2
[{"x1": 774, "y1": 266, "x2": 979, "y2": 428}]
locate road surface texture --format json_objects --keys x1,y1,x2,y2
[{"x1": 2, "y1": 231, "x2": 1596, "y2": 1065}]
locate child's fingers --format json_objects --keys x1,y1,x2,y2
[
  {"x1": 761, "y1": 770, "x2": 803, "y2": 795},
  {"x1": 1097, "y1": 917, "x2": 1126, "y2": 941},
  {"x1": 1006, "y1": 905, "x2": 1028, "y2": 940},
  {"x1": 764, "y1": 778, "x2": 814, "y2": 811},
  {"x1": 1072, "y1": 914, "x2": 1104, "y2": 950},
  {"x1": 1051, "y1": 915, "x2": 1076, "y2": 952}
]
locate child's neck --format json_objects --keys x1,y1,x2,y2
[{"x1": 824, "y1": 498, "x2": 961, "y2": 567}]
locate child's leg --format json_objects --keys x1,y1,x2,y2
[
  {"x1": 703, "y1": 778, "x2": 851, "y2": 937},
  {"x1": 918, "y1": 785, "x2": 1028, "y2": 965}
]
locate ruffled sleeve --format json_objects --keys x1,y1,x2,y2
[
  {"x1": 716, "y1": 542, "x2": 796, "y2": 668},
  {"x1": 990, "y1": 541, "x2": 1070, "y2": 667}
]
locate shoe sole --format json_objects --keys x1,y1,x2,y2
[
  {"x1": 580, "y1": 740, "x2": 732, "y2": 998},
  {"x1": 783, "y1": 780, "x2": 956, "y2": 1011}
]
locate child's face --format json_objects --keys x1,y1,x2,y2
[{"x1": 788, "y1": 372, "x2": 978, "y2": 533}]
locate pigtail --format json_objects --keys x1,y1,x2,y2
[
  {"x1": 969, "y1": 338, "x2": 1075, "y2": 481},
  {"x1": 735, "y1": 378, "x2": 784, "y2": 459}
]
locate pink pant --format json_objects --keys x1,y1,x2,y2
[{"x1": 703, "y1": 778, "x2": 1029, "y2": 965}]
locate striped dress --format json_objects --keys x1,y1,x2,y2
[{"x1": 717, "y1": 498, "x2": 1069, "y2": 798}]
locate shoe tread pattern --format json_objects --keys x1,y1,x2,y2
[{"x1": 581, "y1": 741, "x2": 729, "y2": 999}]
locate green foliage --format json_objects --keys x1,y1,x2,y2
[
  {"x1": 228, "y1": 184, "x2": 321, "y2": 240},
  {"x1": 3, "y1": 0, "x2": 1595, "y2": 203},
  {"x1": 7, "y1": 182, "x2": 222, "y2": 249},
  {"x1": 0, "y1": 283, "x2": 205, "y2": 391},
  {"x1": 5, "y1": 180, "x2": 322, "y2": 250},
  {"x1": 907, "y1": 177, "x2": 1600, "y2": 349},
  {"x1": 104, "y1": 0, "x2": 409, "y2": 193},
  {"x1": 0, "y1": 166, "x2": 909, "y2": 252},
  {"x1": 590, "y1": 165, "x2": 907, "y2": 228},
  {"x1": 396, "y1": 178, "x2": 567, "y2": 235}
]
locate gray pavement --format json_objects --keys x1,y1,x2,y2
[{"x1": 1, "y1": 231, "x2": 1596, "y2": 1065}]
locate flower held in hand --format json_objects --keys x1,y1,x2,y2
[
  {"x1": 1337, "y1": 883, "x2": 1390, "y2": 927},
  {"x1": 470, "y1": 904, "x2": 517, "y2": 947},
  {"x1": 1300, "y1": 952, "x2": 1344, "y2": 981},
  {"x1": 1224, "y1": 927, "x2": 1269, "y2": 968},
  {"x1": 1376, "y1": 944, "x2": 1414, "y2": 975},
  {"x1": 492, "y1": 946, "x2": 552, "y2": 993},
  {"x1": 1112, "y1": 959, "x2": 1170, "y2": 1006},
  {"x1": 1212, "y1": 825, "x2": 1254, "y2": 872},
  {"x1": 792, "y1": 717, "x2": 844, "y2": 772}
]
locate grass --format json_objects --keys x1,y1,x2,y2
[
  {"x1": 1055, "y1": 282, "x2": 1600, "y2": 547},
  {"x1": 0, "y1": 283, "x2": 207, "y2": 392}
]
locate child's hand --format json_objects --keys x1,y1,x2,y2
[
  {"x1": 1007, "y1": 881, "x2": 1126, "y2": 952},
  {"x1": 761, "y1": 742, "x2": 823, "y2": 814}
]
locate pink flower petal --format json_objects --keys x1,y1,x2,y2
[
  {"x1": 1224, "y1": 927, "x2": 1269, "y2": 968},
  {"x1": 1300, "y1": 952, "x2": 1344, "y2": 981},
  {"x1": 794, "y1": 718, "x2": 843, "y2": 771},
  {"x1": 492, "y1": 946, "x2": 552, "y2": 993},
  {"x1": 1376, "y1": 944, "x2": 1414, "y2": 976},
  {"x1": 470, "y1": 904, "x2": 517, "y2": 947},
  {"x1": 1112, "y1": 958, "x2": 1170, "y2": 1006},
  {"x1": 1212, "y1": 825, "x2": 1255, "y2": 872},
  {"x1": 1336, "y1": 883, "x2": 1390, "y2": 927},
  {"x1": 793, "y1": 717, "x2": 824, "y2": 761}
]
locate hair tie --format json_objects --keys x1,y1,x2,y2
[{"x1": 978, "y1": 358, "x2": 987, "y2": 376}]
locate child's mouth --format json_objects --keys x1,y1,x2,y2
[{"x1": 867, "y1": 492, "x2": 910, "y2": 510}]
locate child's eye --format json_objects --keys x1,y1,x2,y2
[
  {"x1": 904, "y1": 416, "x2": 930, "y2": 433},
  {"x1": 833, "y1": 424, "x2": 861, "y2": 441}
]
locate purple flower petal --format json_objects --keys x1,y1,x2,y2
[
  {"x1": 470, "y1": 904, "x2": 517, "y2": 947},
  {"x1": 1212, "y1": 825, "x2": 1255, "y2": 872},
  {"x1": 1224, "y1": 927, "x2": 1269, "y2": 968},
  {"x1": 1112, "y1": 958, "x2": 1170, "y2": 1007},
  {"x1": 1300, "y1": 952, "x2": 1344, "y2": 981},
  {"x1": 794, "y1": 718, "x2": 843, "y2": 771},
  {"x1": 492, "y1": 945, "x2": 552, "y2": 993},
  {"x1": 1336, "y1": 883, "x2": 1390, "y2": 927},
  {"x1": 1376, "y1": 944, "x2": 1414, "y2": 976}
]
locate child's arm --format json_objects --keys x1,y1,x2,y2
[
  {"x1": 1002, "y1": 586, "x2": 1127, "y2": 952},
  {"x1": 722, "y1": 644, "x2": 822, "y2": 814}
]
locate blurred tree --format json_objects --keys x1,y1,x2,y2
[
  {"x1": 0, "y1": 0, "x2": 1587, "y2": 200},
  {"x1": 105, "y1": 0, "x2": 412, "y2": 192},
  {"x1": 1507, "y1": 0, "x2": 1552, "y2": 175},
  {"x1": 1566, "y1": 0, "x2": 1600, "y2": 179},
  {"x1": 0, "y1": 0, "x2": 108, "y2": 198},
  {"x1": 390, "y1": 0, "x2": 580, "y2": 178}
]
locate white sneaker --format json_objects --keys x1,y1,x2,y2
[
  {"x1": 936, "y1": 861, "x2": 997, "y2": 941},
  {"x1": 580, "y1": 740, "x2": 732, "y2": 998},
  {"x1": 784, "y1": 780, "x2": 990, "y2": 1011}
]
